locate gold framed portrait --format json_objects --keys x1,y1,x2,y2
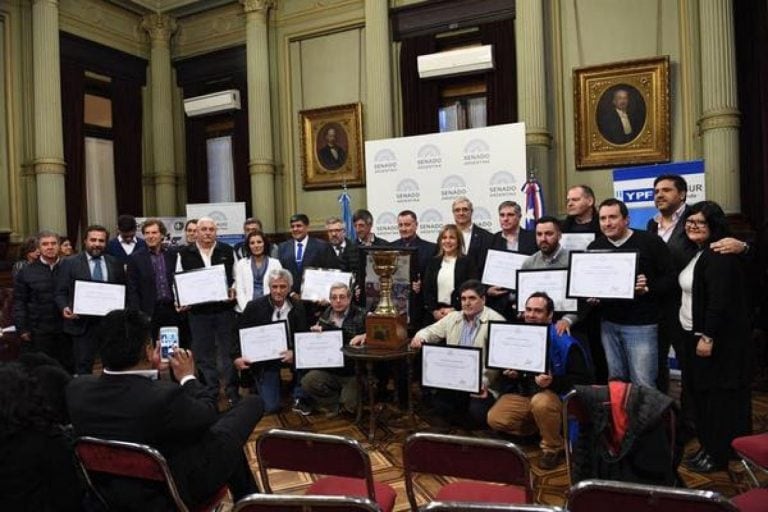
[
  {"x1": 300, "y1": 102, "x2": 364, "y2": 190},
  {"x1": 574, "y1": 56, "x2": 670, "y2": 169}
]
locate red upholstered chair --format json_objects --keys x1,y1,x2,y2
[
  {"x1": 732, "y1": 433, "x2": 768, "y2": 488},
  {"x1": 731, "y1": 488, "x2": 768, "y2": 512},
  {"x1": 233, "y1": 493, "x2": 380, "y2": 512},
  {"x1": 420, "y1": 502, "x2": 562, "y2": 512},
  {"x1": 403, "y1": 432, "x2": 533, "y2": 512},
  {"x1": 255, "y1": 428, "x2": 396, "y2": 512},
  {"x1": 566, "y1": 479, "x2": 739, "y2": 512},
  {"x1": 74, "y1": 436, "x2": 227, "y2": 512}
]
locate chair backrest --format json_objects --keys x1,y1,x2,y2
[
  {"x1": 420, "y1": 502, "x2": 562, "y2": 512},
  {"x1": 403, "y1": 432, "x2": 533, "y2": 511},
  {"x1": 233, "y1": 493, "x2": 381, "y2": 512},
  {"x1": 74, "y1": 436, "x2": 189, "y2": 512},
  {"x1": 567, "y1": 479, "x2": 740, "y2": 512},
  {"x1": 256, "y1": 428, "x2": 377, "y2": 500}
]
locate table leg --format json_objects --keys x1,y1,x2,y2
[
  {"x1": 366, "y1": 360, "x2": 377, "y2": 442},
  {"x1": 354, "y1": 360, "x2": 364, "y2": 424},
  {"x1": 407, "y1": 354, "x2": 415, "y2": 427}
]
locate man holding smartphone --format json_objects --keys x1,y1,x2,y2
[{"x1": 67, "y1": 309, "x2": 264, "y2": 508}]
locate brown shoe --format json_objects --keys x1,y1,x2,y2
[{"x1": 538, "y1": 451, "x2": 563, "y2": 470}]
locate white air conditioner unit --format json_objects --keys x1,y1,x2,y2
[
  {"x1": 417, "y1": 45, "x2": 494, "y2": 79},
  {"x1": 183, "y1": 89, "x2": 241, "y2": 117}
]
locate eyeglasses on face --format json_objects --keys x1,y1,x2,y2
[{"x1": 684, "y1": 218, "x2": 708, "y2": 228}]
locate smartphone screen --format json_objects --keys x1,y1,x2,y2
[{"x1": 159, "y1": 326, "x2": 180, "y2": 360}]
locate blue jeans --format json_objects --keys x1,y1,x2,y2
[
  {"x1": 251, "y1": 365, "x2": 307, "y2": 414},
  {"x1": 188, "y1": 310, "x2": 236, "y2": 398},
  {"x1": 600, "y1": 320, "x2": 658, "y2": 388}
]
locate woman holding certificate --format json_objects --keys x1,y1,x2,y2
[
  {"x1": 233, "y1": 231, "x2": 283, "y2": 313},
  {"x1": 679, "y1": 201, "x2": 752, "y2": 473},
  {"x1": 423, "y1": 224, "x2": 478, "y2": 323}
]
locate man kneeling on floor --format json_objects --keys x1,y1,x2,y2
[
  {"x1": 301, "y1": 282, "x2": 364, "y2": 416},
  {"x1": 487, "y1": 292, "x2": 593, "y2": 470},
  {"x1": 67, "y1": 309, "x2": 264, "y2": 510}
]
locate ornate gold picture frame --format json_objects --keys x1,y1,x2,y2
[
  {"x1": 300, "y1": 102, "x2": 364, "y2": 190},
  {"x1": 574, "y1": 56, "x2": 670, "y2": 169}
]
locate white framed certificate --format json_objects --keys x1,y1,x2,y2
[
  {"x1": 174, "y1": 265, "x2": 229, "y2": 306},
  {"x1": 421, "y1": 344, "x2": 482, "y2": 394},
  {"x1": 294, "y1": 331, "x2": 344, "y2": 369},
  {"x1": 239, "y1": 321, "x2": 289, "y2": 363},
  {"x1": 567, "y1": 251, "x2": 638, "y2": 300},
  {"x1": 516, "y1": 269, "x2": 578, "y2": 313},
  {"x1": 487, "y1": 322, "x2": 549, "y2": 373},
  {"x1": 481, "y1": 250, "x2": 529, "y2": 289},
  {"x1": 560, "y1": 233, "x2": 595, "y2": 252},
  {"x1": 301, "y1": 267, "x2": 354, "y2": 302},
  {"x1": 72, "y1": 280, "x2": 126, "y2": 316}
]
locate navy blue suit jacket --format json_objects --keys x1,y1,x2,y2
[
  {"x1": 491, "y1": 228, "x2": 538, "y2": 256},
  {"x1": 106, "y1": 238, "x2": 147, "y2": 266},
  {"x1": 277, "y1": 237, "x2": 338, "y2": 293}
]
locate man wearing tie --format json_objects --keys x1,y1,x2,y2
[
  {"x1": 56, "y1": 225, "x2": 126, "y2": 375},
  {"x1": 277, "y1": 213, "x2": 338, "y2": 297}
]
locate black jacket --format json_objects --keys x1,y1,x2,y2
[
  {"x1": 490, "y1": 228, "x2": 538, "y2": 256},
  {"x1": 127, "y1": 248, "x2": 178, "y2": 316},
  {"x1": 176, "y1": 243, "x2": 235, "y2": 314},
  {"x1": 317, "y1": 304, "x2": 365, "y2": 374},
  {"x1": 13, "y1": 259, "x2": 63, "y2": 335},
  {"x1": 465, "y1": 224, "x2": 494, "y2": 274},
  {"x1": 423, "y1": 255, "x2": 478, "y2": 313}
]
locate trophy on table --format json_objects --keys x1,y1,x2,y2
[{"x1": 363, "y1": 247, "x2": 411, "y2": 350}]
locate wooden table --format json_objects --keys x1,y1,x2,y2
[{"x1": 341, "y1": 345, "x2": 416, "y2": 442}]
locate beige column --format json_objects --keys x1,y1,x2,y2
[
  {"x1": 364, "y1": 0, "x2": 394, "y2": 140},
  {"x1": 32, "y1": 0, "x2": 66, "y2": 232},
  {"x1": 699, "y1": 0, "x2": 740, "y2": 213},
  {"x1": 515, "y1": 0, "x2": 552, "y2": 208},
  {"x1": 242, "y1": 0, "x2": 276, "y2": 232},
  {"x1": 142, "y1": 14, "x2": 178, "y2": 216}
]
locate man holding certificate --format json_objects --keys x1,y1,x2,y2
[
  {"x1": 175, "y1": 217, "x2": 238, "y2": 403},
  {"x1": 301, "y1": 282, "x2": 364, "y2": 416},
  {"x1": 410, "y1": 280, "x2": 505, "y2": 428},
  {"x1": 55, "y1": 225, "x2": 126, "y2": 375},
  {"x1": 233, "y1": 269, "x2": 309, "y2": 414},
  {"x1": 587, "y1": 199, "x2": 674, "y2": 388},
  {"x1": 486, "y1": 292, "x2": 593, "y2": 470}
]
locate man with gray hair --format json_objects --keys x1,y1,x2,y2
[
  {"x1": 452, "y1": 196, "x2": 494, "y2": 273},
  {"x1": 176, "y1": 217, "x2": 238, "y2": 403},
  {"x1": 325, "y1": 216, "x2": 359, "y2": 274},
  {"x1": 14, "y1": 231, "x2": 71, "y2": 369},
  {"x1": 301, "y1": 282, "x2": 364, "y2": 416},
  {"x1": 233, "y1": 268, "x2": 309, "y2": 414}
]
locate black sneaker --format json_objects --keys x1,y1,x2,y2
[{"x1": 292, "y1": 398, "x2": 313, "y2": 416}]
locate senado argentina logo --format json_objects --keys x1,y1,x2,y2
[
  {"x1": 375, "y1": 211, "x2": 399, "y2": 237},
  {"x1": 463, "y1": 139, "x2": 491, "y2": 165},
  {"x1": 473, "y1": 206, "x2": 494, "y2": 230},
  {"x1": 416, "y1": 144, "x2": 443, "y2": 170},
  {"x1": 373, "y1": 149, "x2": 398, "y2": 174},
  {"x1": 489, "y1": 171, "x2": 519, "y2": 198},
  {"x1": 440, "y1": 175, "x2": 468, "y2": 200},
  {"x1": 419, "y1": 209, "x2": 445, "y2": 233},
  {"x1": 395, "y1": 179, "x2": 420, "y2": 203}
]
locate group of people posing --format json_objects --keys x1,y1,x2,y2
[{"x1": 5, "y1": 173, "x2": 760, "y2": 509}]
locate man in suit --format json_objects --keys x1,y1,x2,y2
[
  {"x1": 325, "y1": 216, "x2": 359, "y2": 274},
  {"x1": 389, "y1": 210, "x2": 436, "y2": 329},
  {"x1": 486, "y1": 201, "x2": 536, "y2": 318},
  {"x1": 106, "y1": 214, "x2": 147, "y2": 266},
  {"x1": 127, "y1": 219, "x2": 179, "y2": 339},
  {"x1": 452, "y1": 196, "x2": 494, "y2": 274},
  {"x1": 352, "y1": 209, "x2": 388, "y2": 246},
  {"x1": 56, "y1": 225, "x2": 126, "y2": 375},
  {"x1": 596, "y1": 87, "x2": 644, "y2": 145},
  {"x1": 277, "y1": 213, "x2": 338, "y2": 296},
  {"x1": 176, "y1": 217, "x2": 238, "y2": 402},
  {"x1": 67, "y1": 309, "x2": 263, "y2": 510},
  {"x1": 316, "y1": 126, "x2": 347, "y2": 171}
]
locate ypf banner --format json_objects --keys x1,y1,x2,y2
[{"x1": 612, "y1": 160, "x2": 705, "y2": 229}]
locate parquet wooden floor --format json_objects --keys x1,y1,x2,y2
[{"x1": 219, "y1": 383, "x2": 768, "y2": 511}]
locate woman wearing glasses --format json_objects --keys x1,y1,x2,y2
[{"x1": 679, "y1": 201, "x2": 752, "y2": 473}]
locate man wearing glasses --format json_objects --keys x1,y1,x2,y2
[{"x1": 452, "y1": 196, "x2": 494, "y2": 274}]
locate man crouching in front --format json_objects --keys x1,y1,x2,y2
[{"x1": 66, "y1": 309, "x2": 264, "y2": 510}]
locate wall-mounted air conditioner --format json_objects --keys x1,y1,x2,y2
[
  {"x1": 417, "y1": 45, "x2": 494, "y2": 79},
  {"x1": 183, "y1": 89, "x2": 241, "y2": 117}
]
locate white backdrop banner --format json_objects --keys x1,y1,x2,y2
[{"x1": 364, "y1": 123, "x2": 527, "y2": 241}]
